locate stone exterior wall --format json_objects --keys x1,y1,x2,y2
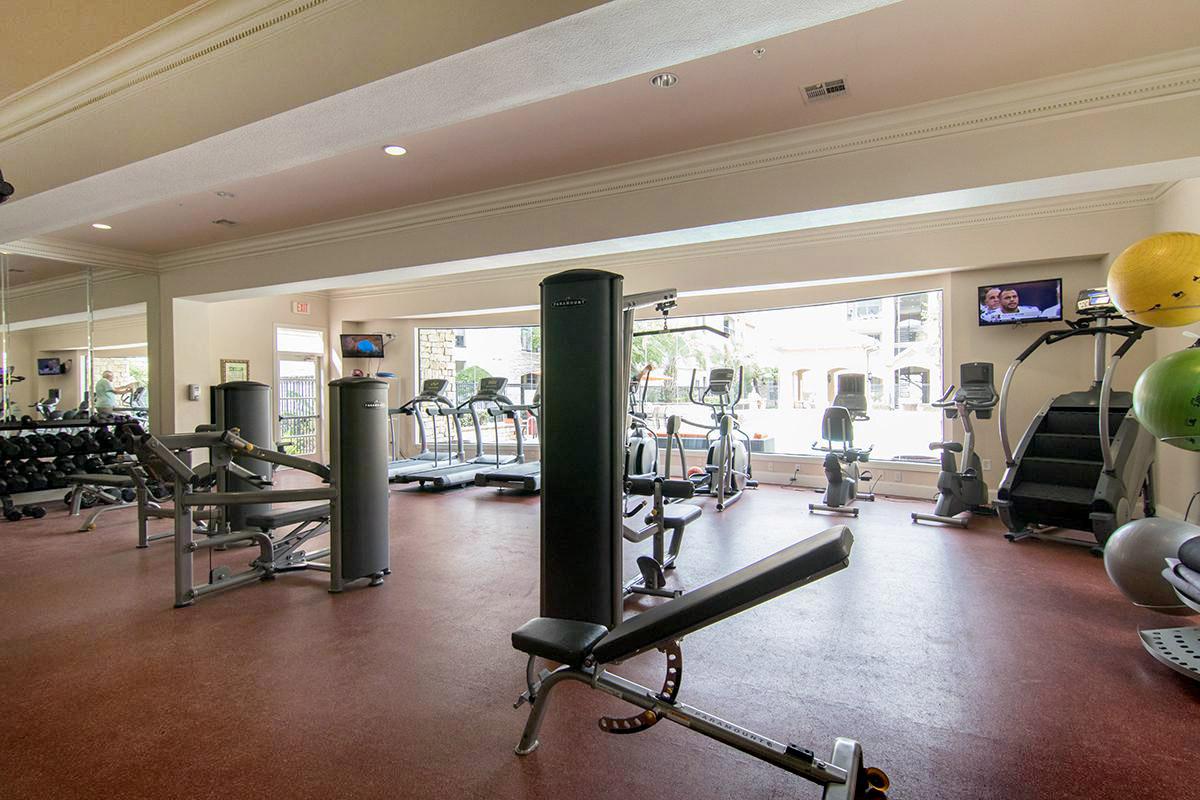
[{"x1": 418, "y1": 329, "x2": 457, "y2": 402}]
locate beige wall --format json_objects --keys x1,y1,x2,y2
[
  {"x1": 1151, "y1": 179, "x2": 1200, "y2": 518},
  {"x1": 168, "y1": 293, "x2": 329, "y2": 443}
]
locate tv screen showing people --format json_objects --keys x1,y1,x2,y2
[
  {"x1": 340, "y1": 333, "x2": 385, "y2": 358},
  {"x1": 978, "y1": 278, "x2": 1063, "y2": 326},
  {"x1": 36, "y1": 357, "x2": 65, "y2": 376}
]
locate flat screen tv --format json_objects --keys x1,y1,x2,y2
[
  {"x1": 340, "y1": 333, "x2": 385, "y2": 358},
  {"x1": 37, "y1": 357, "x2": 66, "y2": 376},
  {"x1": 978, "y1": 278, "x2": 1063, "y2": 326}
]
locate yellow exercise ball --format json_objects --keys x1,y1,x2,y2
[{"x1": 1107, "y1": 231, "x2": 1200, "y2": 328}]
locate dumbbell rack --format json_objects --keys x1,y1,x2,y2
[{"x1": 0, "y1": 417, "x2": 134, "y2": 521}]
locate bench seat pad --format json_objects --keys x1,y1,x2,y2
[
  {"x1": 592, "y1": 526, "x2": 852, "y2": 664},
  {"x1": 245, "y1": 504, "x2": 330, "y2": 531},
  {"x1": 68, "y1": 473, "x2": 134, "y2": 488},
  {"x1": 512, "y1": 618, "x2": 608, "y2": 667}
]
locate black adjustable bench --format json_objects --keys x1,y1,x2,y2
[
  {"x1": 511, "y1": 526, "x2": 889, "y2": 800},
  {"x1": 245, "y1": 504, "x2": 330, "y2": 532}
]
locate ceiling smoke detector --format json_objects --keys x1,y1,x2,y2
[
  {"x1": 211, "y1": 218, "x2": 238, "y2": 226},
  {"x1": 649, "y1": 72, "x2": 678, "y2": 88},
  {"x1": 803, "y1": 78, "x2": 847, "y2": 102}
]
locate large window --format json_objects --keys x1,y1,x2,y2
[
  {"x1": 417, "y1": 326, "x2": 540, "y2": 444},
  {"x1": 416, "y1": 290, "x2": 942, "y2": 459}
]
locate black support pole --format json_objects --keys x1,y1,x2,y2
[{"x1": 540, "y1": 270, "x2": 624, "y2": 628}]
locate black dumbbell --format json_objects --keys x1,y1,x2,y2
[
  {"x1": 21, "y1": 505, "x2": 45, "y2": 519},
  {"x1": 14, "y1": 438, "x2": 35, "y2": 459},
  {"x1": 0, "y1": 438, "x2": 18, "y2": 459},
  {"x1": 95, "y1": 429, "x2": 116, "y2": 452},
  {"x1": 51, "y1": 434, "x2": 72, "y2": 455},
  {"x1": 79, "y1": 431, "x2": 101, "y2": 454},
  {"x1": 5, "y1": 472, "x2": 28, "y2": 493}
]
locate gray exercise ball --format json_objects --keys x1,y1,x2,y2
[{"x1": 1104, "y1": 517, "x2": 1200, "y2": 616}]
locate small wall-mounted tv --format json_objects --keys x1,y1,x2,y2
[
  {"x1": 37, "y1": 357, "x2": 67, "y2": 376},
  {"x1": 340, "y1": 333, "x2": 385, "y2": 358},
  {"x1": 978, "y1": 278, "x2": 1063, "y2": 326}
]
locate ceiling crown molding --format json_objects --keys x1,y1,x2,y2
[
  {"x1": 4, "y1": 267, "x2": 128, "y2": 302},
  {"x1": 1, "y1": 237, "x2": 158, "y2": 273},
  {"x1": 159, "y1": 46, "x2": 1200, "y2": 273},
  {"x1": 0, "y1": 0, "x2": 341, "y2": 145},
  {"x1": 327, "y1": 184, "x2": 1167, "y2": 302}
]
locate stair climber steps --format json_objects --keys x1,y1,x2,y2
[
  {"x1": 1019, "y1": 456, "x2": 1104, "y2": 489},
  {"x1": 1009, "y1": 481, "x2": 1096, "y2": 532},
  {"x1": 1026, "y1": 433, "x2": 1104, "y2": 461},
  {"x1": 1042, "y1": 409, "x2": 1129, "y2": 436}
]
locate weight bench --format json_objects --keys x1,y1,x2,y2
[
  {"x1": 623, "y1": 477, "x2": 701, "y2": 599},
  {"x1": 512, "y1": 526, "x2": 889, "y2": 800},
  {"x1": 67, "y1": 471, "x2": 155, "y2": 534},
  {"x1": 245, "y1": 504, "x2": 331, "y2": 533}
]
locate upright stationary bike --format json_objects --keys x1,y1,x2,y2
[{"x1": 911, "y1": 362, "x2": 999, "y2": 528}]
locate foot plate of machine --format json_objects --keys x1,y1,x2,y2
[{"x1": 1140, "y1": 627, "x2": 1200, "y2": 682}]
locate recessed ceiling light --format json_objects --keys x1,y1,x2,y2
[
  {"x1": 649, "y1": 72, "x2": 678, "y2": 88},
  {"x1": 91, "y1": 223, "x2": 112, "y2": 230},
  {"x1": 382, "y1": 145, "x2": 408, "y2": 156}
]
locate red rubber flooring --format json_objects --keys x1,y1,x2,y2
[{"x1": 0, "y1": 482, "x2": 1196, "y2": 799}]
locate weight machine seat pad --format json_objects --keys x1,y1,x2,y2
[
  {"x1": 244, "y1": 504, "x2": 330, "y2": 531},
  {"x1": 1179, "y1": 536, "x2": 1200, "y2": 572},
  {"x1": 659, "y1": 503, "x2": 702, "y2": 532},
  {"x1": 67, "y1": 473, "x2": 135, "y2": 488},
  {"x1": 592, "y1": 526, "x2": 852, "y2": 665},
  {"x1": 511, "y1": 618, "x2": 609, "y2": 667}
]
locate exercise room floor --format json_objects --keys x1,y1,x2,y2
[{"x1": 1, "y1": 482, "x2": 1196, "y2": 800}]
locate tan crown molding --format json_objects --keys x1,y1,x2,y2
[
  {"x1": 0, "y1": 0, "x2": 343, "y2": 145},
  {"x1": 4, "y1": 267, "x2": 129, "y2": 301},
  {"x1": 326, "y1": 183, "x2": 1167, "y2": 301},
  {"x1": 157, "y1": 46, "x2": 1200, "y2": 273},
  {"x1": 1, "y1": 237, "x2": 159, "y2": 273}
]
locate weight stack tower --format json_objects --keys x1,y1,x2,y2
[
  {"x1": 213, "y1": 381, "x2": 273, "y2": 531},
  {"x1": 539, "y1": 270, "x2": 624, "y2": 628},
  {"x1": 329, "y1": 377, "x2": 390, "y2": 591}
]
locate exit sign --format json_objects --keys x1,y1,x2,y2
[{"x1": 292, "y1": 301, "x2": 311, "y2": 315}]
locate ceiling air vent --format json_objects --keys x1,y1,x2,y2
[
  {"x1": 211, "y1": 218, "x2": 238, "y2": 226},
  {"x1": 803, "y1": 78, "x2": 847, "y2": 102}
]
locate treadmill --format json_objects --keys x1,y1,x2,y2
[
  {"x1": 396, "y1": 376, "x2": 519, "y2": 489},
  {"x1": 387, "y1": 378, "x2": 462, "y2": 480},
  {"x1": 476, "y1": 390, "x2": 540, "y2": 493}
]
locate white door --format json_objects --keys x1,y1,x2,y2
[{"x1": 277, "y1": 354, "x2": 323, "y2": 460}]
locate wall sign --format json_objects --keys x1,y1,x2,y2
[{"x1": 292, "y1": 301, "x2": 311, "y2": 315}]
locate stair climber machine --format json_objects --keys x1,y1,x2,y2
[
  {"x1": 396, "y1": 377, "x2": 521, "y2": 490},
  {"x1": 911, "y1": 362, "x2": 999, "y2": 528},
  {"x1": 995, "y1": 287, "x2": 1156, "y2": 553},
  {"x1": 809, "y1": 406, "x2": 874, "y2": 517},
  {"x1": 663, "y1": 367, "x2": 758, "y2": 510},
  {"x1": 386, "y1": 378, "x2": 462, "y2": 480},
  {"x1": 476, "y1": 389, "x2": 542, "y2": 493}
]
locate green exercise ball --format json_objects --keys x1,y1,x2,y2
[
  {"x1": 1104, "y1": 517, "x2": 1200, "y2": 616},
  {"x1": 1132, "y1": 347, "x2": 1200, "y2": 451}
]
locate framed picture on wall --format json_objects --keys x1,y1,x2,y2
[{"x1": 220, "y1": 359, "x2": 250, "y2": 383}]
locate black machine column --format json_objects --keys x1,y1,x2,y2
[
  {"x1": 329, "y1": 377, "x2": 390, "y2": 591},
  {"x1": 213, "y1": 380, "x2": 272, "y2": 530},
  {"x1": 540, "y1": 270, "x2": 624, "y2": 628}
]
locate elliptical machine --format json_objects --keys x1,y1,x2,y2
[
  {"x1": 808, "y1": 407, "x2": 874, "y2": 517},
  {"x1": 911, "y1": 362, "x2": 998, "y2": 528},
  {"x1": 664, "y1": 367, "x2": 757, "y2": 511}
]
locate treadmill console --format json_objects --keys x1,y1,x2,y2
[
  {"x1": 1076, "y1": 287, "x2": 1119, "y2": 317},
  {"x1": 420, "y1": 378, "x2": 448, "y2": 397},
  {"x1": 477, "y1": 376, "x2": 509, "y2": 397}
]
